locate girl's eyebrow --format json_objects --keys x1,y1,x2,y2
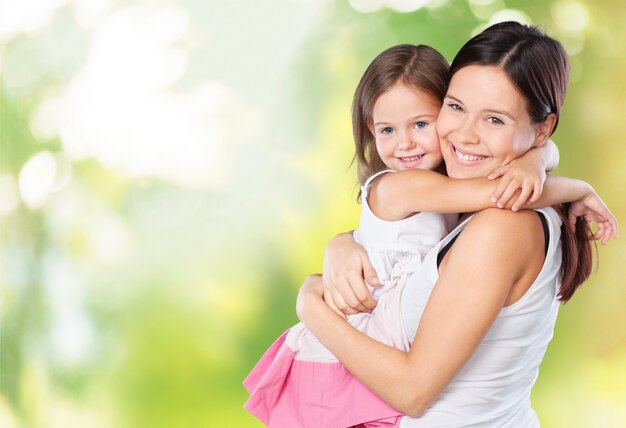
[
  {"x1": 445, "y1": 94, "x2": 516, "y2": 121},
  {"x1": 374, "y1": 113, "x2": 436, "y2": 127}
]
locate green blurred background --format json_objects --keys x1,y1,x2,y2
[{"x1": 1, "y1": 0, "x2": 624, "y2": 427}]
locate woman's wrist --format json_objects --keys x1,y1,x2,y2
[{"x1": 296, "y1": 276, "x2": 326, "y2": 325}]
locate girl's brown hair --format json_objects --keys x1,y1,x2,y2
[
  {"x1": 352, "y1": 44, "x2": 448, "y2": 190},
  {"x1": 450, "y1": 21, "x2": 591, "y2": 302}
]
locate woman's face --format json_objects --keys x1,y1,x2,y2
[{"x1": 436, "y1": 65, "x2": 546, "y2": 179}]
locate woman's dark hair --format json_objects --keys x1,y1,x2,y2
[
  {"x1": 352, "y1": 44, "x2": 448, "y2": 190},
  {"x1": 449, "y1": 21, "x2": 590, "y2": 302}
]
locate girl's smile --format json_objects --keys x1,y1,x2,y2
[{"x1": 368, "y1": 81, "x2": 443, "y2": 172}]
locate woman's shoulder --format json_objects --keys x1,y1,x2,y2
[
  {"x1": 461, "y1": 208, "x2": 546, "y2": 253},
  {"x1": 468, "y1": 208, "x2": 544, "y2": 227}
]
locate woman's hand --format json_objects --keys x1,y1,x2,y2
[
  {"x1": 322, "y1": 232, "x2": 380, "y2": 316},
  {"x1": 296, "y1": 274, "x2": 325, "y2": 325},
  {"x1": 568, "y1": 190, "x2": 619, "y2": 245},
  {"x1": 488, "y1": 154, "x2": 546, "y2": 211}
]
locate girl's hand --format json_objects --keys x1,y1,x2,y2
[
  {"x1": 488, "y1": 155, "x2": 546, "y2": 212},
  {"x1": 322, "y1": 232, "x2": 380, "y2": 316},
  {"x1": 568, "y1": 191, "x2": 619, "y2": 245}
]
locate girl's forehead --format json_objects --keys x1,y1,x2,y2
[
  {"x1": 375, "y1": 82, "x2": 441, "y2": 108},
  {"x1": 371, "y1": 85, "x2": 441, "y2": 120}
]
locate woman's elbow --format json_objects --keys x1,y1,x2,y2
[
  {"x1": 402, "y1": 399, "x2": 429, "y2": 418},
  {"x1": 396, "y1": 384, "x2": 432, "y2": 418}
]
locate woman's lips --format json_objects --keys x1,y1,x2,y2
[{"x1": 449, "y1": 143, "x2": 489, "y2": 165}]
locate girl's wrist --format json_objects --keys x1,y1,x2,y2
[{"x1": 581, "y1": 181, "x2": 595, "y2": 201}]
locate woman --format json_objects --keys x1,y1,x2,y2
[{"x1": 296, "y1": 22, "x2": 618, "y2": 426}]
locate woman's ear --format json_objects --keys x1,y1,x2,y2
[
  {"x1": 534, "y1": 113, "x2": 557, "y2": 147},
  {"x1": 367, "y1": 123, "x2": 375, "y2": 136}
]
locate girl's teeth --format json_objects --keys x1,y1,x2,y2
[
  {"x1": 401, "y1": 155, "x2": 423, "y2": 162},
  {"x1": 455, "y1": 148, "x2": 486, "y2": 162}
]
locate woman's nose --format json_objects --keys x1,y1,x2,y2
[{"x1": 455, "y1": 118, "x2": 480, "y2": 145}]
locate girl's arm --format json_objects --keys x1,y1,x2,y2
[
  {"x1": 300, "y1": 209, "x2": 545, "y2": 416},
  {"x1": 371, "y1": 139, "x2": 560, "y2": 221},
  {"x1": 370, "y1": 171, "x2": 582, "y2": 221}
]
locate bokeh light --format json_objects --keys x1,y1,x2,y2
[{"x1": 1, "y1": 1, "x2": 625, "y2": 427}]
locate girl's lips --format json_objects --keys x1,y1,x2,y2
[
  {"x1": 396, "y1": 154, "x2": 425, "y2": 169},
  {"x1": 449, "y1": 143, "x2": 489, "y2": 165}
]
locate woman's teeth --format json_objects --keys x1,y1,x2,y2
[
  {"x1": 400, "y1": 155, "x2": 423, "y2": 162},
  {"x1": 454, "y1": 147, "x2": 486, "y2": 162}
]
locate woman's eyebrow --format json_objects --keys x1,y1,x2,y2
[
  {"x1": 445, "y1": 94, "x2": 516, "y2": 121},
  {"x1": 445, "y1": 94, "x2": 463, "y2": 104},
  {"x1": 485, "y1": 108, "x2": 516, "y2": 121}
]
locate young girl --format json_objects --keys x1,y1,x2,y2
[{"x1": 243, "y1": 44, "x2": 615, "y2": 428}]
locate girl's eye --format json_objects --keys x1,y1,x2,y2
[
  {"x1": 447, "y1": 102, "x2": 463, "y2": 112},
  {"x1": 380, "y1": 127, "x2": 393, "y2": 135},
  {"x1": 414, "y1": 121, "x2": 428, "y2": 129},
  {"x1": 487, "y1": 116, "x2": 504, "y2": 125}
]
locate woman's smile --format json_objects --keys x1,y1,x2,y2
[
  {"x1": 436, "y1": 65, "x2": 540, "y2": 179},
  {"x1": 448, "y1": 143, "x2": 489, "y2": 164}
]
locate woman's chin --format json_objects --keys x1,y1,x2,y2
[{"x1": 445, "y1": 166, "x2": 484, "y2": 179}]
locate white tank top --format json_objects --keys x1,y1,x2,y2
[{"x1": 400, "y1": 207, "x2": 563, "y2": 427}]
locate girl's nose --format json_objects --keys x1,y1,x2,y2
[{"x1": 398, "y1": 131, "x2": 416, "y2": 150}]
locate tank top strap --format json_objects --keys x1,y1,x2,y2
[{"x1": 362, "y1": 169, "x2": 396, "y2": 199}]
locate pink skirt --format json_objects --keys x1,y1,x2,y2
[{"x1": 243, "y1": 329, "x2": 402, "y2": 428}]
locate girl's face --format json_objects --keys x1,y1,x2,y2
[
  {"x1": 368, "y1": 82, "x2": 442, "y2": 172},
  {"x1": 436, "y1": 65, "x2": 552, "y2": 179}
]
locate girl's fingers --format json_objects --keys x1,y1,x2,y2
[
  {"x1": 512, "y1": 184, "x2": 533, "y2": 211},
  {"x1": 530, "y1": 181, "x2": 542, "y2": 203},
  {"x1": 488, "y1": 167, "x2": 505, "y2": 180},
  {"x1": 492, "y1": 174, "x2": 514, "y2": 203},
  {"x1": 497, "y1": 180, "x2": 521, "y2": 208},
  {"x1": 602, "y1": 227, "x2": 611, "y2": 245},
  {"x1": 595, "y1": 223, "x2": 605, "y2": 243},
  {"x1": 600, "y1": 223, "x2": 610, "y2": 245},
  {"x1": 568, "y1": 211, "x2": 577, "y2": 230}
]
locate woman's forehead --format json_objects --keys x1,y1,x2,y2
[{"x1": 447, "y1": 65, "x2": 527, "y2": 116}]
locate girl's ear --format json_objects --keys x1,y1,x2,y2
[
  {"x1": 367, "y1": 123, "x2": 376, "y2": 136},
  {"x1": 534, "y1": 113, "x2": 557, "y2": 147}
]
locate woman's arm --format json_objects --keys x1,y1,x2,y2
[
  {"x1": 323, "y1": 182, "x2": 617, "y2": 314},
  {"x1": 300, "y1": 209, "x2": 543, "y2": 416}
]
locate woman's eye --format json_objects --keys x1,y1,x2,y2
[
  {"x1": 414, "y1": 121, "x2": 428, "y2": 129},
  {"x1": 380, "y1": 127, "x2": 393, "y2": 135},
  {"x1": 487, "y1": 116, "x2": 504, "y2": 125},
  {"x1": 447, "y1": 102, "x2": 463, "y2": 112}
]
